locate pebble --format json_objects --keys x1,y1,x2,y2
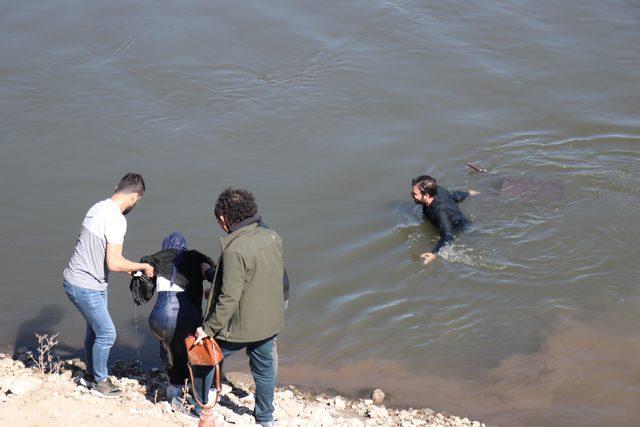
[
  {"x1": 221, "y1": 383, "x2": 232, "y2": 395},
  {"x1": 371, "y1": 388, "x2": 385, "y2": 405},
  {"x1": 0, "y1": 377, "x2": 13, "y2": 393},
  {"x1": 308, "y1": 406, "x2": 334, "y2": 425},
  {"x1": 278, "y1": 389, "x2": 294, "y2": 400},
  {"x1": 334, "y1": 396, "x2": 347, "y2": 410},
  {"x1": 367, "y1": 404, "x2": 390, "y2": 421},
  {"x1": 9, "y1": 377, "x2": 38, "y2": 395}
]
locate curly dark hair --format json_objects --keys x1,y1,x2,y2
[
  {"x1": 411, "y1": 175, "x2": 438, "y2": 197},
  {"x1": 214, "y1": 188, "x2": 258, "y2": 227}
]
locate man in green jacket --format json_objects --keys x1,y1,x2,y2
[{"x1": 195, "y1": 188, "x2": 285, "y2": 427}]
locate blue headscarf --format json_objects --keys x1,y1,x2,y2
[{"x1": 161, "y1": 232, "x2": 188, "y2": 285}]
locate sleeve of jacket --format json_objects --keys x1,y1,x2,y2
[
  {"x1": 140, "y1": 251, "x2": 162, "y2": 268},
  {"x1": 451, "y1": 190, "x2": 470, "y2": 202},
  {"x1": 202, "y1": 250, "x2": 245, "y2": 337},
  {"x1": 432, "y1": 210, "x2": 455, "y2": 253}
]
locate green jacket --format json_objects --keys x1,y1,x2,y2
[{"x1": 203, "y1": 219, "x2": 285, "y2": 343}]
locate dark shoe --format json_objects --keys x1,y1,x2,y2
[
  {"x1": 90, "y1": 377, "x2": 122, "y2": 398},
  {"x1": 170, "y1": 396, "x2": 201, "y2": 419},
  {"x1": 74, "y1": 372, "x2": 94, "y2": 388}
]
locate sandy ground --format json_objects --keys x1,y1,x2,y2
[{"x1": 0, "y1": 351, "x2": 485, "y2": 427}]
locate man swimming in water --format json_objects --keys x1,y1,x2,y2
[{"x1": 411, "y1": 175, "x2": 478, "y2": 265}]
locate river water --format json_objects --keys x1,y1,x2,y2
[{"x1": 1, "y1": 1, "x2": 639, "y2": 425}]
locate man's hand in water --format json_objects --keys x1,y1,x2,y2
[
  {"x1": 194, "y1": 327, "x2": 208, "y2": 345},
  {"x1": 469, "y1": 189, "x2": 480, "y2": 196},
  {"x1": 420, "y1": 252, "x2": 437, "y2": 265}
]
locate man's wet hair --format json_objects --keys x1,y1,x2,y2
[
  {"x1": 214, "y1": 188, "x2": 258, "y2": 227},
  {"x1": 412, "y1": 175, "x2": 438, "y2": 197},
  {"x1": 115, "y1": 173, "x2": 146, "y2": 195}
]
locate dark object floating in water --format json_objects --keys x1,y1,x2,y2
[{"x1": 467, "y1": 163, "x2": 488, "y2": 173}]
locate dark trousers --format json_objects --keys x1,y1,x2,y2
[
  {"x1": 194, "y1": 336, "x2": 277, "y2": 422},
  {"x1": 148, "y1": 292, "x2": 202, "y2": 386}
]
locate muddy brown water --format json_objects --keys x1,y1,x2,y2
[{"x1": 1, "y1": 1, "x2": 639, "y2": 425}]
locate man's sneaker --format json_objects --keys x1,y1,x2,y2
[
  {"x1": 166, "y1": 383, "x2": 182, "y2": 401},
  {"x1": 90, "y1": 377, "x2": 123, "y2": 398}
]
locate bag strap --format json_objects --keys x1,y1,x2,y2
[{"x1": 187, "y1": 361, "x2": 221, "y2": 408}]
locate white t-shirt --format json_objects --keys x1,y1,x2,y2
[{"x1": 63, "y1": 199, "x2": 127, "y2": 290}]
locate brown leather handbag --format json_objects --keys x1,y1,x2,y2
[{"x1": 185, "y1": 334, "x2": 224, "y2": 426}]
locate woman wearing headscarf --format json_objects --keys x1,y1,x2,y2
[{"x1": 141, "y1": 232, "x2": 215, "y2": 400}]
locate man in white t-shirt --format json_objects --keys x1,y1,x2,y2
[{"x1": 63, "y1": 173, "x2": 154, "y2": 398}]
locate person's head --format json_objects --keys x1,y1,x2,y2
[
  {"x1": 213, "y1": 188, "x2": 258, "y2": 232},
  {"x1": 162, "y1": 232, "x2": 188, "y2": 252},
  {"x1": 411, "y1": 175, "x2": 437, "y2": 206},
  {"x1": 113, "y1": 173, "x2": 145, "y2": 215}
]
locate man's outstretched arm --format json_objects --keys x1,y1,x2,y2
[
  {"x1": 451, "y1": 189, "x2": 479, "y2": 202},
  {"x1": 106, "y1": 243, "x2": 154, "y2": 277},
  {"x1": 421, "y1": 211, "x2": 455, "y2": 265}
]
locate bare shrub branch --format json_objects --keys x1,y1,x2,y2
[{"x1": 26, "y1": 333, "x2": 61, "y2": 376}]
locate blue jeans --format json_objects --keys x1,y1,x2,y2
[
  {"x1": 148, "y1": 292, "x2": 202, "y2": 386},
  {"x1": 197, "y1": 336, "x2": 277, "y2": 422},
  {"x1": 63, "y1": 282, "x2": 116, "y2": 382}
]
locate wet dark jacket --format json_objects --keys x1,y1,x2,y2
[
  {"x1": 422, "y1": 187, "x2": 470, "y2": 253},
  {"x1": 141, "y1": 249, "x2": 214, "y2": 313}
]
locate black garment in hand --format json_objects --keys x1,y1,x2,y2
[
  {"x1": 140, "y1": 249, "x2": 214, "y2": 312},
  {"x1": 129, "y1": 273, "x2": 155, "y2": 306},
  {"x1": 422, "y1": 186, "x2": 470, "y2": 253}
]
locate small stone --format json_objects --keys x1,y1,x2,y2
[
  {"x1": 277, "y1": 389, "x2": 294, "y2": 400},
  {"x1": 367, "y1": 405, "x2": 389, "y2": 421},
  {"x1": 334, "y1": 396, "x2": 347, "y2": 411},
  {"x1": 0, "y1": 377, "x2": 14, "y2": 393},
  {"x1": 13, "y1": 360, "x2": 25, "y2": 369},
  {"x1": 9, "y1": 377, "x2": 37, "y2": 395},
  {"x1": 308, "y1": 406, "x2": 333, "y2": 425},
  {"x1": 221, "y1": 383, "x2": 232, "y2": 395},
  {"x1": 371, "y1": 388, "x2": 385, "y2": 405},
  {"x1": 363, "y1": 399, "x2": 373, "y2": 406}
]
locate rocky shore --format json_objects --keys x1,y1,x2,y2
[{"x1": 0, "y1": 347, "x2": 485, "y2": 426}]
